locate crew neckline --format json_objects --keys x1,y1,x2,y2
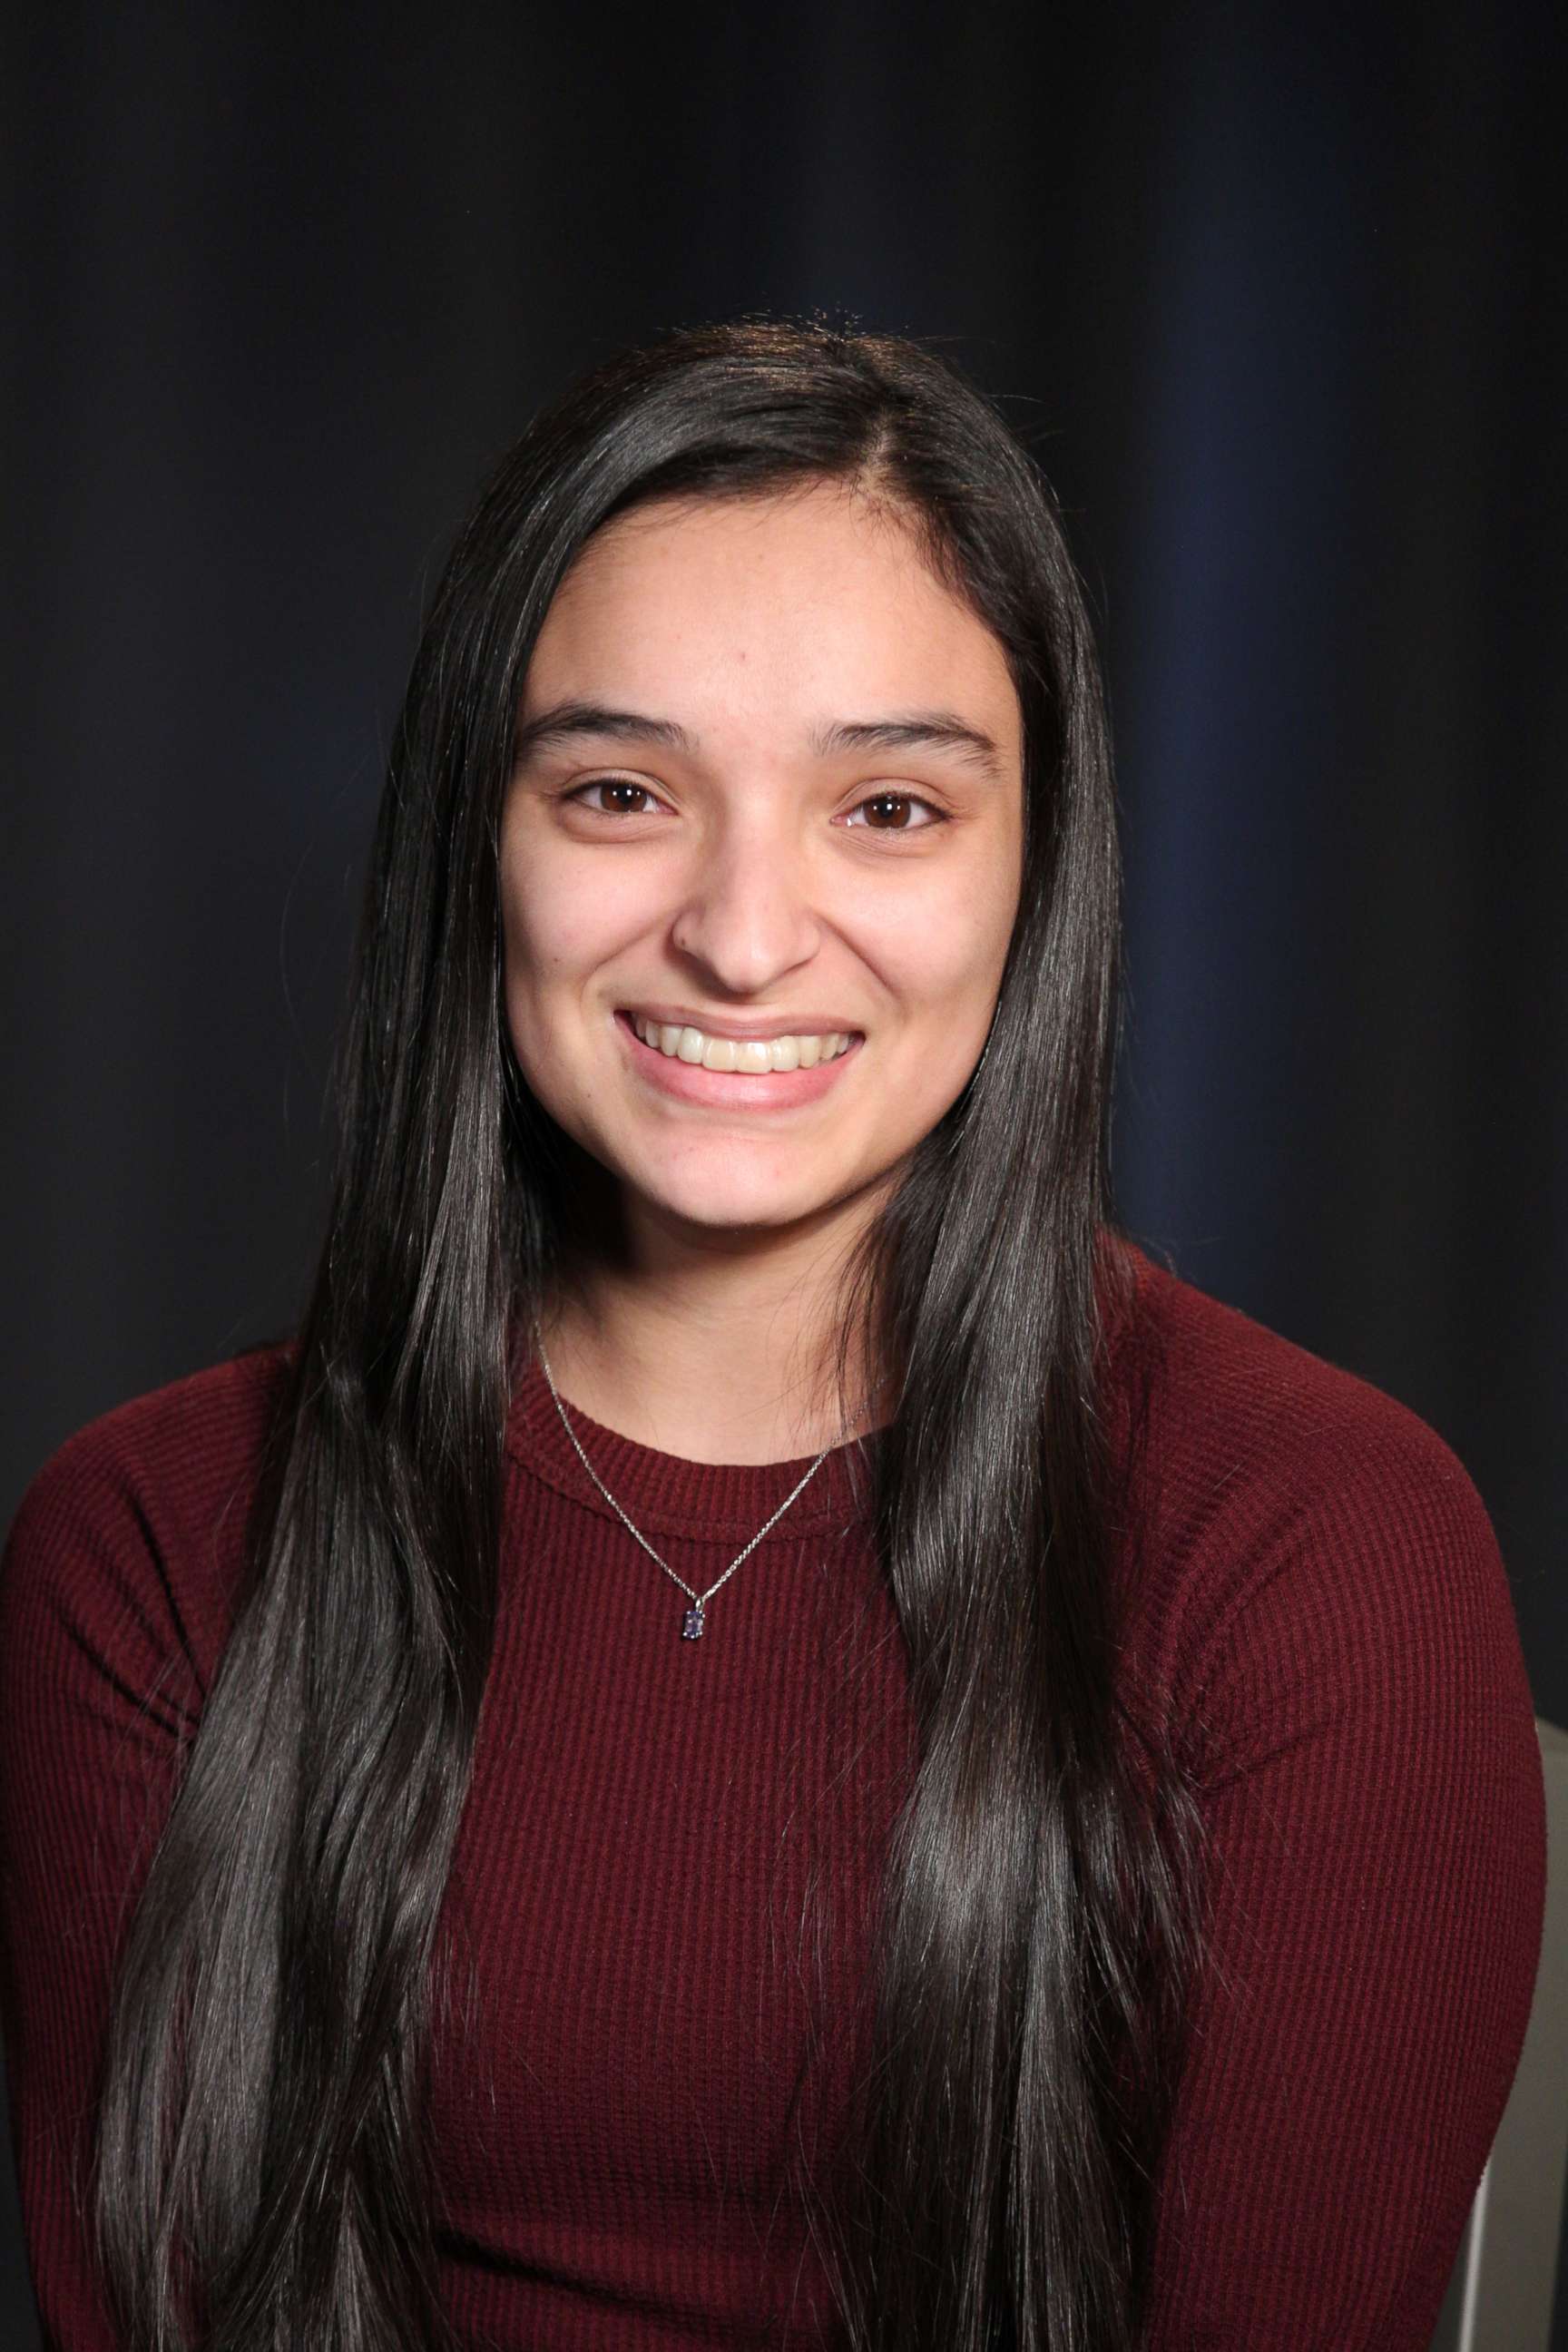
[
  {"x1": 504, "y1": 1350, "x2": 882, "y2": 1540},
  {"x1": 502, "y1": 1230, "x2": 1147, "y2": 1543}
]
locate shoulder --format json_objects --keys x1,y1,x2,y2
[
  {"x1": 1108, "y1": 1250, "x2": 1546, "y2": 2343},
  {"x1": 1107, "y1": 1244, "x2": 1531, "y2": 1778},
  {"x1": 1113, "y1": 1239, "x2": 1490, "y2": 1507},
  {"x1": 5, "y1": 1342, "x2": 297, "y2": 1565},
  {"x1": 1, "y1": 1342, "x2": 297, "y2": 1713}
]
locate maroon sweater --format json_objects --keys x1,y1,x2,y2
[{"x1": 0, "y1": 1243, "x2": 1546, "y2": 2349}]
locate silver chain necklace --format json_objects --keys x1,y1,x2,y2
[{"x1": 530, "y1": 1312, "x2": 859, "y2": 1642}]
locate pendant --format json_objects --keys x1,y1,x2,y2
[{"x1": 681, "y1": 1603, "x2": 706, "y2": 1641}]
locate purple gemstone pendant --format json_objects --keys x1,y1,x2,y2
[{"x1": 681, "y1": 1603, "x2": 706, "y2": 1641}]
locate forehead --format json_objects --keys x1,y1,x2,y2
[{"x1": 521, "y1": 485, "x2": 1021, "y2": 740}]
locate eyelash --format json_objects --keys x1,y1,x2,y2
[{"x1": 561, "y1": 778, "x2": 951, "y2": 834}]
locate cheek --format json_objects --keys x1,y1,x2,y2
[
  {"x1": 866, "y1": 946, "x2": 1007, "y2": 1138},
  {"x1": 498, "y1": 835, "x2": 610, "y2": 1013},
  {"x1": 499, "y1": 818, "x2": 661, "y2": 983},
  {"x1": 871, "y1": 869, "x2": 1017, "y2": 1026},
  {"x1": 870, "y1": 865, "x2": 1017, "y2": 1084},
  {"x1": 497, "y1": 850, "x2": 584, "y2": 1083}
]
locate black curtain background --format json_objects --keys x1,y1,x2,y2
[{"x1": 3, "y1": 3, "x2": 1563, "y2": 2343}]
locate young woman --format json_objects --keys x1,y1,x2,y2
[{"x1": 0, "y1": 320, "x2": 1545, "y2": 2352}]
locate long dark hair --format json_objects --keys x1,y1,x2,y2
[{"x1": 92, "y1": 319, "x2": 1203, "y2": 2351}]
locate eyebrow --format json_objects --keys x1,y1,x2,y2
[
  {"x1": 513, "y1": 701, "x2": 1005, "y2": 781},
  {"x1": 812, "y1": 713, "x2": 1004, "y2": 781},
  {"x1": 514, "y1": 702, "x2": 691, "y2": 762}
]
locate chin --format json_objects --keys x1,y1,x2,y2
[{"x1": 636, "y1": 1171, "x2": 844, "y2": 1234}]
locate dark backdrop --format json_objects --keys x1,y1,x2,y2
[{"x1": 3, "y1": 3, "x2": 1563, "y2": 2344}]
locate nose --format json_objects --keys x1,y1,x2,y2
[{"x1": 668, "y1": 808, "x2": 824, "y2": 997}]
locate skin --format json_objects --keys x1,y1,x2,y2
[{"x1": 498, "y1": 479, "x2": 1025, "y2": 1464}]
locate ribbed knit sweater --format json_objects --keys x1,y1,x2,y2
[{"x1": 0, "y1": 1242, "x2": 1546, "y2": 2349}]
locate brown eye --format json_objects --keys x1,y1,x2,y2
[
  {"x1": 568, "y1": 779, "x2": 660, "y2": 816},
  {"x1": 844, "y1": 791, "x2": 945, "y2": 833}
]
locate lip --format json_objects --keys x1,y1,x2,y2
[
  {"x1": 621, "y1": 1003, "x2": 867, "y2": 1043},
  {"x1": 614, "y1": 1008, "x2": 863, "y2": 1110}
]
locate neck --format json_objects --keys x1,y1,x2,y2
[{"x1": 535, "y1": 1170, "x2": 894, "y2": 1467}]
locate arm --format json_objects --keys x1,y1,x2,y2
[
  {"x1": 0, "y1": 1418, "x2": 214, "y2": 2352},
  {"x1": 1142, "y1": 1410, "x2": 1547, "y2": 2349}
]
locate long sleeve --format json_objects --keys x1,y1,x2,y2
[
  {"x1": 0, "y1": 1259, "x2": 1548, "y2": 2351},
  {"x1": 1137, "y1": 1381, "x2": 1546, "y2": 2348},
  {"x1": 0, "y1": 1364, "x2": 268, "y2": 2352}
]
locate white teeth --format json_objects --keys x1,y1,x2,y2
[{"x1": 631, "y1": 1014, "x2": 854, "y2": 1073}]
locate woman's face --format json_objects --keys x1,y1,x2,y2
[{"x1": 498, "y1": 481, "x2": 1025, "y2": 1253}]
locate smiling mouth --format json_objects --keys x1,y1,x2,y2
[{"x1": 620, "y1": 1010, "x2": 860, "y2": 1073}]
